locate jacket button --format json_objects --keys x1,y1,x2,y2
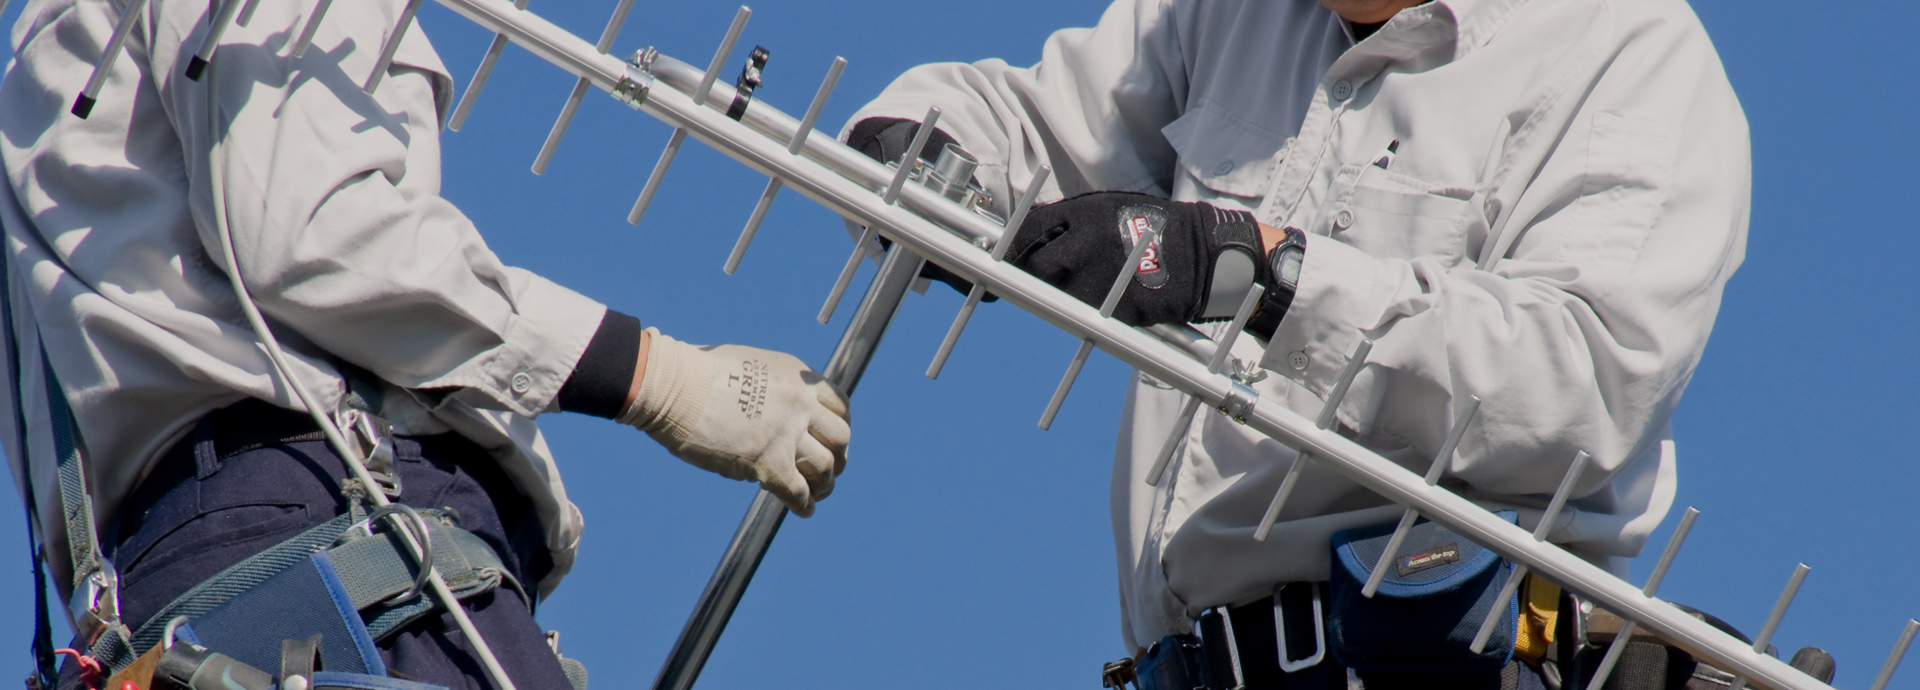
[
  {"x1": 1331, "y1": 80, "x2": 1354, "y2": 101},
  {"x1": 1287, "y1": 350, "x2": 1310, "y2": 371},
  {"x1": 1213, "y1": 160, "x2": 1235, "y2": 176},
  {"x1": 1333, "y1": 207, "x2": 1355, "y2": 230},
  {"x1": 511, "y1": 372, "x2": 533, "y2": 394}
]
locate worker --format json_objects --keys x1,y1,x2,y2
[
  {"x1": 0, "y1": 0, "x2": 851, "y2": 688},
  {"x1": 843, "y1": 0, "x2": 1746, "y2": 687}
]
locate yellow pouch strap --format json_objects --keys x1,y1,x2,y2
[{"x1": 1513, "y1": 572, "x2": 1561, "y2": 664}]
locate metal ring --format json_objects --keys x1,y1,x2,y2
[
  {"x1": 162, "y1": 615, "x2": 190, "y2": 650},
  {"x1": 366, "y1": 504, "x2": 434, "y2": 605}
]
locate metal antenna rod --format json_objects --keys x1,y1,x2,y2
[
  {"x1": 820, "y1": 106, "x2": 940, "y2": 323},
  {"x1": 1730, "y1": 564, "x2": 1812, "y2": 690},
  {"x1": 69, "y1": 0, "x2": 152, "y2": 118},
  {"x1": 527, "y1": 0, "x2": 637, "y2": 164},
  {"x1": 1254, "y1": 339, "x2": 1373, "y2": 541},
  {"x1": 290, "y1": 0, "x2": 335, "y2": 58},
  {"x1": 183, "y1": 0, "x2": 249, "y2": 81},
  {"x1": 1470, "y1": 450, "x2": 1591, "y2": 653},
  {"x1": 448, "y1": 0, "x2": 536, "y2": 133},
  {"x1": 234, "y1": 0, "x2": 261, "y2": 27},
  {"x1": 1038, "y1": 228, "x2": 1158, "y2": 430},
  {"x1": 1585, "y1": 507, "x2": 1701, "y2": 690},
  {"x1": 1361, "y1": 396, "x2": 1483, "y2": 597},
  {"x1": 362, "y1": 0, "x2": 427, "y2": 93},
  {"x1": 1143, "y1": 285, "x2": 1267, "y2": 485},
  {"x1": 629, "y1": 6, "x2": 752, "y2": 225},
  {"x1": 927, "y1": 164, "x2": 1051, "y2": 379},
  {"x1": 1870, "y1": 619, "x2": 1920, "y2": 690},
  {"x1": 725, "y1": 57, "x2": 846, "y2": 274},
  {"x1": 651, "y1": 242, "x2": 924, "y2": 690}
]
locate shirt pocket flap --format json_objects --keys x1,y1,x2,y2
[{"x1": 1162, "y1": 99, "x2": 1283, "y2": 198}]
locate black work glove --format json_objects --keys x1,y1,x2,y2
[
  {"x1": 845, "y1": 117, "x2": 993, "y2": 300},
  {"x1": 1006, "y1": 192, "x2": 1279, "y2": 327}
]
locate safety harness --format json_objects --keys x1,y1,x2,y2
[{"x1": 0, "y1": 254, "x2": 582, "y2": 690}]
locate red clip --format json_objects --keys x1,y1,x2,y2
[{"x1": 53, "y1": 649, "x2": 103, "y2": 690}]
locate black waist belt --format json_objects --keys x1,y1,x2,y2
[{"x1": 1137, "y1": 584, "x2": 1344, "y2": 690}]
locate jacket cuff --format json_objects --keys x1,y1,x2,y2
[
  {"x1": 478, "y1": 271, "x2": 607, "y2": 417},
  {"x1": 557, "y1": 310, "x2": 642, "y2": 419},
  {"x1": 1259, "y1": 234, "x2": 1399, "y2": 401}
]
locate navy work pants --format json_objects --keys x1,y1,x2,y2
[{"x1": 59, "y1": 400, "x2": 573, "y2": 690}]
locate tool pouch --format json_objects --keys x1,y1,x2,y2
[{"x1": 1326, "y1": 511, "x2": 1519, "y2": 676}]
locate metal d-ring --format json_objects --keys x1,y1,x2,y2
[
  {"x1": 162, "y1": 615, "x2": 190, "y2": 650},
  {"x1": 366, "y1": 504, "x2": 435, "y2": 605}
]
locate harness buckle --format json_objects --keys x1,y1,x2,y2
[
  {"x1": 67, "y1": 558, "x2": 120, "y2": 644},
  {"x1": 335, "y1": 409, "x2": 400, "y2": 498}
]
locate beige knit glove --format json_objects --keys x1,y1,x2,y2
[{"x1": 619, "y1": 329, "x2": 851, "y2": 517}]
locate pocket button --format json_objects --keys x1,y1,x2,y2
[
  {"x1": 1213, "y1": 160, "x2": 1236, "y2": 176},
  {"x1": 1333, "y1": 207, "x2": 1355, "y2": 230},
  {"x1": 1287, "y1": 350, "x2": 1311, "y2": 371}
]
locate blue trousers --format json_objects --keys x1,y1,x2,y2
[{"x1": 60, "y1": 400, "x2": 573, "y2": 690}]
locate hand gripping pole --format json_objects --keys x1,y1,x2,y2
[
  {"x1": 819, "y1": 105, "x2": 940, "y2": 323},
  {"x1": 1142, "y1": 284, "x2": 1267, "y2": 485},
  {"x1": 926, "y1": 164, "x2": 1051, "y2": 378},
  {"x1": 628, "y1": 6, "x2": 752, "y2": 226},
  {"x1": 725, "y1": 57, "x2": 847, "y2": 274},
  {"x1": 376, "y1": 2, "x2": 1878, "y2": 685},
  {"x1": 1254, "y1": 339, "x2": 1372, "y2": 542},
  {"x1": 1038, "y1": 227, "x2": 1159, "y2": 430}
]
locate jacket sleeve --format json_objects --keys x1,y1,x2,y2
[
  {"x1": 844, "y1": 0, "x2": 1192, "y2": 209},
  {"x1": 146, "y1": 0, "x2": 604, "y2": 417},
  {"x1": 1264, "y1": 13, "x2": 1748, "y2": 510}
]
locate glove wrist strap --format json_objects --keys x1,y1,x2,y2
[{"x1": 1196, "y1": 207, "x2": 1268, "y2": 321}]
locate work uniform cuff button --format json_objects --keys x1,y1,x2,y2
[
  {"x1": 511, "y1": 372, "x2": 533, "y2": 394},
  {"x1": 1287, "y1": 350, "x2": 1310, "y2": 371}
]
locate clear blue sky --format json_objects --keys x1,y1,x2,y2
[{"x1": 2, "y1": 0, "x2": 1917, "y2": 687}]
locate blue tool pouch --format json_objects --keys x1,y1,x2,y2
[{"x1": 1326, "y1": 511, "x2": 1519, "y2": 676}]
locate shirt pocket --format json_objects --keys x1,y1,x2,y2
[
  {"x1": 1161, "y1": 98, "x2": 1285, "y2": 199},
  {"x1": 1338, "y1": 167, "x2": 1474, "y2": 265}
]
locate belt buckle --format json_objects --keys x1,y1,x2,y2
[
  {"x1": 336, "y1": 409, "x2": 400, "y2": 498},
  {"x1": 1273, "y1": 582, "x2": 1326, "y2": 673}
]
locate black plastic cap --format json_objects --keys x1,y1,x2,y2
[
  {"x1": 1788, "y1": 647, "x2": 1836, "y2": 684},
  {"x1": 69, "y1": 94, "x2": 96, "y2": 119},
  {"x1": 184, "y1": 56, "x2": 208, "y2": 81}
]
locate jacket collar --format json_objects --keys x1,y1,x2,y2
[{"x1": 1352, "y1": 0, "x2": 1530, "y2": 60}]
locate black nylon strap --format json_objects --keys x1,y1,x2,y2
[{"x1": 0, "y1": 215, "x2": 59, "y2": 686}]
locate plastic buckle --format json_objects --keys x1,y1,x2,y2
[
  {"x1": 336, "y1": 409, "x2": 400, "y2": 498},
  {"x1": 67, "y1": 558, "x2": 120, "y2": 644},
  {"x1": 1273, "y1": 582, "x2": 1326, "y2": 673}
]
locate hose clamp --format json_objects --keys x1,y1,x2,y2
[
  {"x1": 613, "y1": 47, "x2": 659, "y2": 109},
  {"x1": 1218, "y1": 381, "x2": 1260, "y2": 424}
]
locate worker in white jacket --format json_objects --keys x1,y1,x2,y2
[
  {"x1": 844, "y1": 0, "x2": 1746, "y2": 686},
  {"x1": 0, "y1": 0, "x2": 850, "y2": 687}
]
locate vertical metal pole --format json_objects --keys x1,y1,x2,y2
[{"x1": 650, "y1": 244, "x2": 924, "y2": 690}]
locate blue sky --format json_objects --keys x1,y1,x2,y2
[{"x1": 3, "y1": 0, "x2": 1918, "y2": 687}]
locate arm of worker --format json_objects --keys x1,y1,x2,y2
[
  {"x1": 138, "y1": 0, "x2": 846, "y2": 513},
  {"x1": 1260, "y1": 28, "x2": 1748, "y2": 535},
  {"x1": 843, "y1": 0, "x2": 1193, "y2": 215}
]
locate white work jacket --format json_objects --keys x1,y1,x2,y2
[
  {"x1": 847, "y1": 0, "x2": 1748, "y2": 650},
  {"x1": 0, "y1": 0, "x2": 599, "y2": 595}
]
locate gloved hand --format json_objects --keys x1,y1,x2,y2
[
  {"x1": 618, "y1": 329, "x2": 851, "y2": 517},
  {"x1": 1006, "y1": 192, "x2": 1280, "y2": 327},
  {"x1": 846, "y1": 117, "x2": 994, "y2": 301}
]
